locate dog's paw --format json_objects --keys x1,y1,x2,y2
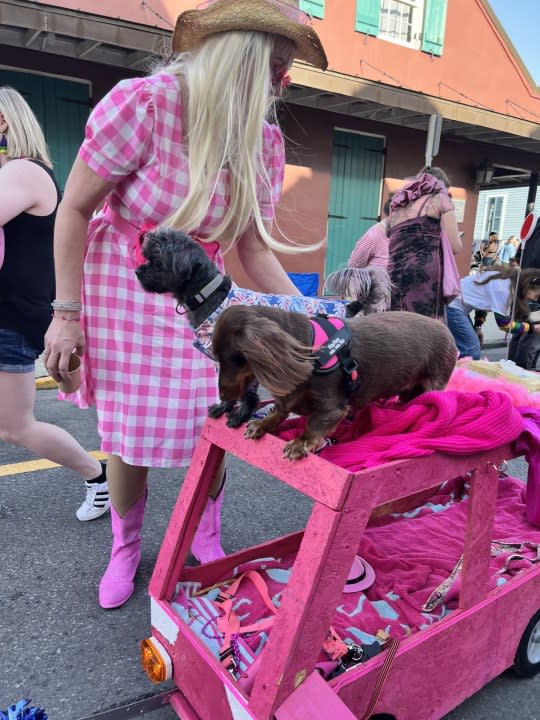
[
  {"x1": 208, "y1": 402, "x2": 230, "y2": 419},
  {"x1": 226, "y1": 412, "x2": 245, "y2": 429},
  {"x1": 283, "y1": 439, "x2": 310, "y2": 461},
  {"x1": 244, "y1": 419, "x2": 266, "y2": 440}
]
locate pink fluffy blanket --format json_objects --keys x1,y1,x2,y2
[{"x1": 173, "y1": 476, "x2": 540, "y2": 657}]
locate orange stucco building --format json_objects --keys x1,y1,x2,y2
[{"x1": 1, "y1": 0, "x2": 538, "y2": 285}]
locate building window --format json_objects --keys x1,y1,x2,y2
[
  {"x1": 356, "y1": 0, "x2": 448, "y2": 56},
  {"x1": 299, "y1": 0, "x2": 324, "y2": 20},
  {"x1": 379, "y1": 0, "x2": 422, "y2": 47},
  {"x1": 485, "y1": 196, "x2": 505, "y2": 237}
]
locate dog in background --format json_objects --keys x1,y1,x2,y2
[
  {"x1": 211, "y1": 305, "x2": 457, "y2": 460},
  {"x1": 323, "y1": 266, "x2": 392, "y2": 316},
  {"x1": 136, "y1": 227, "x2": 392, "y2": 428}
]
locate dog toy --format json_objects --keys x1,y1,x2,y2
[{"x1": 0, "y1": 699, "x2": 48, "y2": 720}]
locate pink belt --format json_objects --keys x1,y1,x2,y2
[
  {"x1": 103, "y1": 204, "x2": 148, "y2": 268},
  {"x1": 103, "y1": 205, "x2": 220, "y2": 266}
]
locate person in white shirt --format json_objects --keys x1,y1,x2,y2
[{"x1": 447, "y1": 268, "x2": 540, "y2": 360}]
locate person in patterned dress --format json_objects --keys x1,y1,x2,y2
[
  {"x1": 43, "y1": 0, "x2": 328, "y2": 609},
  {"x1": 386, "y1": 167, "x2": 462, "y2": 320}
]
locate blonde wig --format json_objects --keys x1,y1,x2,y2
[
  {"x1": 0, "y1": 86, "x2": 52, "y2": 167},
  {"x1": 160, "y1": 31, "x2": 308, "y2": 254}
]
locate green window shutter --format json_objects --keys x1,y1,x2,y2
[
  {"x1": 422, "y1": 0, "x2": 448, "y2": 56},
  {"x1": 355, "y1": 0, "x2": 380, "y2": 36},
  {"x1": 299, "y1": 0, "x2": 324, "y2": 19}
]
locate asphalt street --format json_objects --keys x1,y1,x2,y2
[{"x1": 1, "y1": 343, "x2": 538, "y2": 720}]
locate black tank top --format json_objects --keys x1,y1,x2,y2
[{"x1": 0, "y1": 160, "x2": 61, "y2": 352}]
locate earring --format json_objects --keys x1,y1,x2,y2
[{"x1": 0, "y1": 135, "x2": 6, "y2": 154}]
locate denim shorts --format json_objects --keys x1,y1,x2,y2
[{"x1": 0, "y1": 327, "x2": 40, "y2": 373}]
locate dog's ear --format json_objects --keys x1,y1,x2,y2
[
  {"x1": 365, "y1": 266, "x2": 392, "y2": 314},
  {"x1": 234, "y1": 317, "x2": 313, "y2": 397}
]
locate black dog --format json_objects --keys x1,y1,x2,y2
[
  {"x1": 135, "y1": 228, "x2": 256, "y2": 427},
  {"x1": 136, "y1": 227, "x2": 392, "y2": 428}
]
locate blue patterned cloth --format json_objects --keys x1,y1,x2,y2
[{"x1": 193, "y1": 282, "x2": 347, "y2": 359}]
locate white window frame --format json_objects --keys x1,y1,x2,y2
[
  {"x1": 482, "y1": 193, "x2": 506, "y2": 239},
  {"x1": 378, "y1": 0, "x2": 425, "y2": 51}
]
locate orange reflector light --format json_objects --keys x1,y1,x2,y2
[{"x1": 140, "y1": 637, "x2": 172, "y2": 684}]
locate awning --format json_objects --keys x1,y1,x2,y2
[{"x1": 1, "y1": 0, "x2": 539, "y2": 186}]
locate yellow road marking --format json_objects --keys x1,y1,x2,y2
[
  {"x1": 36, "y1": 376, "x2": 57, "y2": 390},
  {"x1": 0, "y1": 451, "x2": 108, "y2": 477}
]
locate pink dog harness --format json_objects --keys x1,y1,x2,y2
[{"x1": 310, "y1": 315, "x2": 359, "y2": 391}]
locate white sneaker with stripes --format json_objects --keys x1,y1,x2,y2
[{"x1": 76, "y1": 479, "x2": 110, "y2": 521}]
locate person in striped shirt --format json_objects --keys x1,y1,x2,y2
[{"x1": 347, "y1": 194, "x2": 393, "y2": 270}]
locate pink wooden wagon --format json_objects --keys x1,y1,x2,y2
[{"x1": 141, "y1": 416, "x2": 540, "y2": 720}]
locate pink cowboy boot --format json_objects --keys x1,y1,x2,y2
[
  {"x1": 191, "y1": 485, "x2": 226, "y2": 564},
  {"x1": 99, "y1": 493, "x2": 146, "y2": 609}
]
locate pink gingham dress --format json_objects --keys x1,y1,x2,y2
[{"x1": 67, "y1": 74, "x2": 285, "y2": 467}]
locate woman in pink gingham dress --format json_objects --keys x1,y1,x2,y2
[
  {"x1": 43, "y1": 0, "x2": 328, "y2": 610},
  {"x1": 64, "y1": 73, "x2": 286, "y2": 468}
]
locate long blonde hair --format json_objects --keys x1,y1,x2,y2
[
  {"x1": 159, "y1": 32, "x2": 305, "y2": 254},
  {"x1": 0, "y1": 86, "x2": 52, "y2": 167}
]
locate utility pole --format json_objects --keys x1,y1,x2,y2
[{"x1": 425, "y1": 113, "x2": 442, "y2": 167}]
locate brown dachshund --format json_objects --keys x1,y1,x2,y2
[{"x1": 211, "y1": 305, "x2": 457, "y2": 460}]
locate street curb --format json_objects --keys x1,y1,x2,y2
[{"x1": 36, "y1": 376, "x2": 58, "y2": 390}]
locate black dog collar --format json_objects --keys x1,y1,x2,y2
[{"x1": 184, "y1": 273, "x2": 226, "y2": 310}]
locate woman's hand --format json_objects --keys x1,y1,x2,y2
[{"x1": 44, "y1": 316, "x2": 85, "y2": 383}]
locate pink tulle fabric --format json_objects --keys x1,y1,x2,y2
[{"x1": 447, "y1": 366, "x2": 540, "y2": 409}]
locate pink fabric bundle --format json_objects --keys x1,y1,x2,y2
[
  {"x1": 278, "y1": 390, "x2": 523, "y2": 471},
  {"x1": 390, "y1": 173, "x2": 447, "y2": 211}
]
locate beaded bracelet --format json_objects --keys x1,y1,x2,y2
[{"x1": 51, "y1": 300, "x2": 82, "y2": 312}]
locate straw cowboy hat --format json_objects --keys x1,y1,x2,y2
[{"x1": 172, "y1": 0, "x2": 328, "y2": 70}]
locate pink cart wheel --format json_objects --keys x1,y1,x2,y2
[{"x1": 513, "y1": 609, "x2": 540, "y2": 677}]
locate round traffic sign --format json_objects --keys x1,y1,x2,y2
[{"x1": 520, "y1": 212, "x2": 537, "y2": 243}]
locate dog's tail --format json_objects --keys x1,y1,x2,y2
[{"x1": 323, "y1": 266, "x2": 392, "y2": 314}]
